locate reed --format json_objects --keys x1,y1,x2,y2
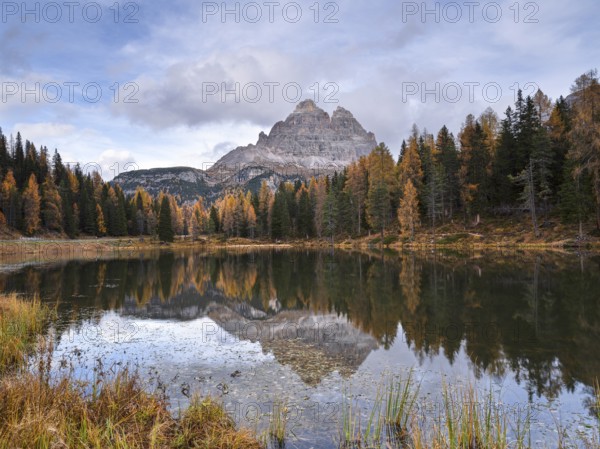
[{"x1": 0, "y1": 293, "x2": 51, "y2": 372}]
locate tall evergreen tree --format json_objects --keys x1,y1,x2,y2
[
  {"x1": 491, "y1": 108, "x2": 518, "y2": 206},
  {"x1": 345, "y1": 157, "x2": 369, "y2": 235},
  {"x1": 567, "y1": 69, "x2": 600, "y2": 228},
  {"x1": 158, "y1": 195, "x2": 174, "y2": 242},
  {"x1": 296, "y1": 185, "x2": 314, "y2": 238},
  {"x1": 0, "y1": 128, "x2": 10, "y2": 178},
  {"x1": 559, "y1": 159, "x2": 594, "y2": 238},
  {"x1": 323, "y1": 190, "x2": 338, "y2": 242},
  {"x1": 209, "y1": 205, "x2": 220, "y2": 234},
  {"x1": 41, "y1": 176, "x2": 62, "y2": 232},
  {"x1": 257, "y1": 180, "x2": 272, "y2": 237},
  {"x1": 435, "y1": 125, "x2": 460, "y2": 219},
  {"x1": 271, "y1": 185, "x2": 290, "y2": 240},
  {"x1": 367, "y1": 143, "x2": 396, "y2": 238},
  {"x1": 52, "y1": 149, "x2": 66, "y2": 187},
  {"x1": 60, "y1": 179, "x2": 77, "y2": 238},
  {"x1": 459, "y1": 116, "x2": 491, "y2": 221},
  {"x1": 13, "y1": 132, "x2": 25, "y2": 187}
]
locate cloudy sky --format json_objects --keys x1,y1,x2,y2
[{"x1": 1, "y1": 0, "x2": 598, "y2": 179}]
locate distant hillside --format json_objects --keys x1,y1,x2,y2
[{"x1": 113, "y1": 167, "x2": 217, "y2": 202}]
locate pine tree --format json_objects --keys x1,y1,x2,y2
[
  {"x1": 367, "y1": 183, "x2": 389, "y2": 240},
  {"x1": 345, "y1": 157, "x2": 368, "y2": 235},
  {"x1": 459, "y1": 116, "x2": 491, "y2": 221},
  {"x1": 558, "y1": 159, "x2": 594, "y2": 237},
  {"x1": 79, "y1": 178, "x2": 97, "y2": 235},
  {"x1": 367, "y1": 143, "x2": 396, "y2": 239},
  {"x1": 398, "y1": 180, "x2": 420, "y2": 240},
  {"x1": 309, "y1": 177, "x2": 327, "y2": 238},
  {"x1": 22, "y1": 174, "x2": 41, "y2": 235},
  {"x1": 270, "y1": 185, "x2": 290, "y2": 240},
  {"x1": 335, "y1": 189, "x2": 354, "y2": 235},
  {"x1": 60, "y1": 180, "x2": 77, "y2": 238},
  {"x1": 96, "y1": 203, "x2": 107, "y2": 236},
  {"x1": 491, "y1": 108, "x2": 517, "y2": 206},
  {"x1": 0, "y1": 128, "x2": 10, "y2": 178},
  {"x1": 548, "y1": 97, "x2": 572, "y2": 196},
  {"x1": 209, "y1": 205, "x2": 220, "y2": 234},
  {"x1": 397, "y1": 136, "x2": 423, "y2": 195},
  {"x1": 257, "y1": 180, "x2": 272, "y2": 237},
  {"x1": 296, "y1": 185, "x2": 314, "y2": 238},
  {"x1": 510, "y1": 158, "x2": 540, "y2": 237},
  {"x1": 435, "y1": 125, "x2": 460, "y2": 219},
  {"x1": 567, "y1": 69, "x2": 600, "y2": 228},
  {"x1": 1, "y1": 170, "x2": 19, "y2": 229},
  {"x1": 13, "y1": 132, "x2": 25, "y2": 187},
  {"x1": 244, "y1": 192, "x2": 257, "y2": 239},
  {"x1": 323, "y1": 190, "x2": 338, "y2": 242},
  {"x1": 158, "y1": 195, "x2": 174, "y2": 242},
  {"x1": 114, "y1": 185, "x2": 129, "y2": 236},
  {"x1": 52, "y1": 149, "x2": 66, "y2": 187},
  {"x1": 41, "y1": 177, "x2": 63, "y2": 232}
]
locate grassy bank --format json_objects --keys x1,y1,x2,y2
[
  {"x1": 0, "y1": 294, "x2": 262, "y2": 449},
  {"x1": 0, "y1": 293, "x2": 51, "y2": 373},
  {"x1": 0, "y1": 371, "x2": 262, "y2": 449},
  {"x1": 2, "y1": 217, "x2": 600, "y2": 261}
]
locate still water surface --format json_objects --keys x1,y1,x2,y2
[{"x1": 1, "y1": 249, "x2": 599, "y2": 447}]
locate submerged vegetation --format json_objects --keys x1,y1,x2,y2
[{"x1": 339, "y1": 375, "x2": 600, "y2": 449}]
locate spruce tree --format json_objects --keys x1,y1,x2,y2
[
  {"x1": 270, "y1": 187, "x2": 290, "y2": 240},
  {"x1": 158, "y1": 195, "x2": 174, "y2": 242},
  {"x1": 436, "y1": 126, "x2": 460, "y2": 219},
  {"x1": 41, "y1": 177, "x2": 63, "y2": 232},
  {"x1": 60, "y1": 180, "x2": 77, "y2": 238},
  {"x1": 209, "y1": 205, "x2": 220, "y2": 234},
  {"x1": 13, "y1": 132, "x2": 25, "y2": 187},
  {"x1": 559, "y1": 159, "x2": 594, "y2": 237},
  {"x1": 296, "y1": 186, "x2": 314, "y2": 238}
]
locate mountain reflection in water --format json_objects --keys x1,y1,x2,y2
[{"x1": 1, "y1": 249, "x2": 599, "y2": 411}]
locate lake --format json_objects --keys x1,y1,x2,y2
[{"x1": 1, "y1": 248, "x2": 599, "y2": 448}]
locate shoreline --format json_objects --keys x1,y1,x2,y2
[{"x1": 1, "y1": 232, "x2": 599, "y2": 253}]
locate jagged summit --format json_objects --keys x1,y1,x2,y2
[
  {"x1": 294, "y1": 98, "x2": 319, "y2": 112},
  {"x1": 210, "y1": 99, "x2": 377, "y2": 173}
]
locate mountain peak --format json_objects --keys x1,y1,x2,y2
[
  {"x1": 332, "y1": 106, "x2": 354, "y2": 119},
  {"x1": 212, "y1": 100, "x2": 377, "y2": 175},
  {"x1": 294, "y1": 98, "x2": 319, "y2": 113}
]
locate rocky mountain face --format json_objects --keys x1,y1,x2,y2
[
  {"x1": 113, "y1": 100, "x2": 377, "y2": 202},
  {"x1": 209, "y1": 99, "x2": 377, "y2": 177}
]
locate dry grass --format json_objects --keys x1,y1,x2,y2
[
  {"x1": 0, "y1": 293, "x2": 51, "y2": 372},
  {"x1": 0, "y1": 293, "x2": 263, "y2": 449},
  {"x1": 0, "y1": 369, "x2": 263, "y2": 449}
]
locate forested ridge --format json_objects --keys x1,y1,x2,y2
[{"x1": 1, "y1": 70, "x2": 599, "y2": 242}]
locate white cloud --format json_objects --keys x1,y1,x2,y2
[{"x1": 1, "y1": 0, "x2": 599, "y2": 167}]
